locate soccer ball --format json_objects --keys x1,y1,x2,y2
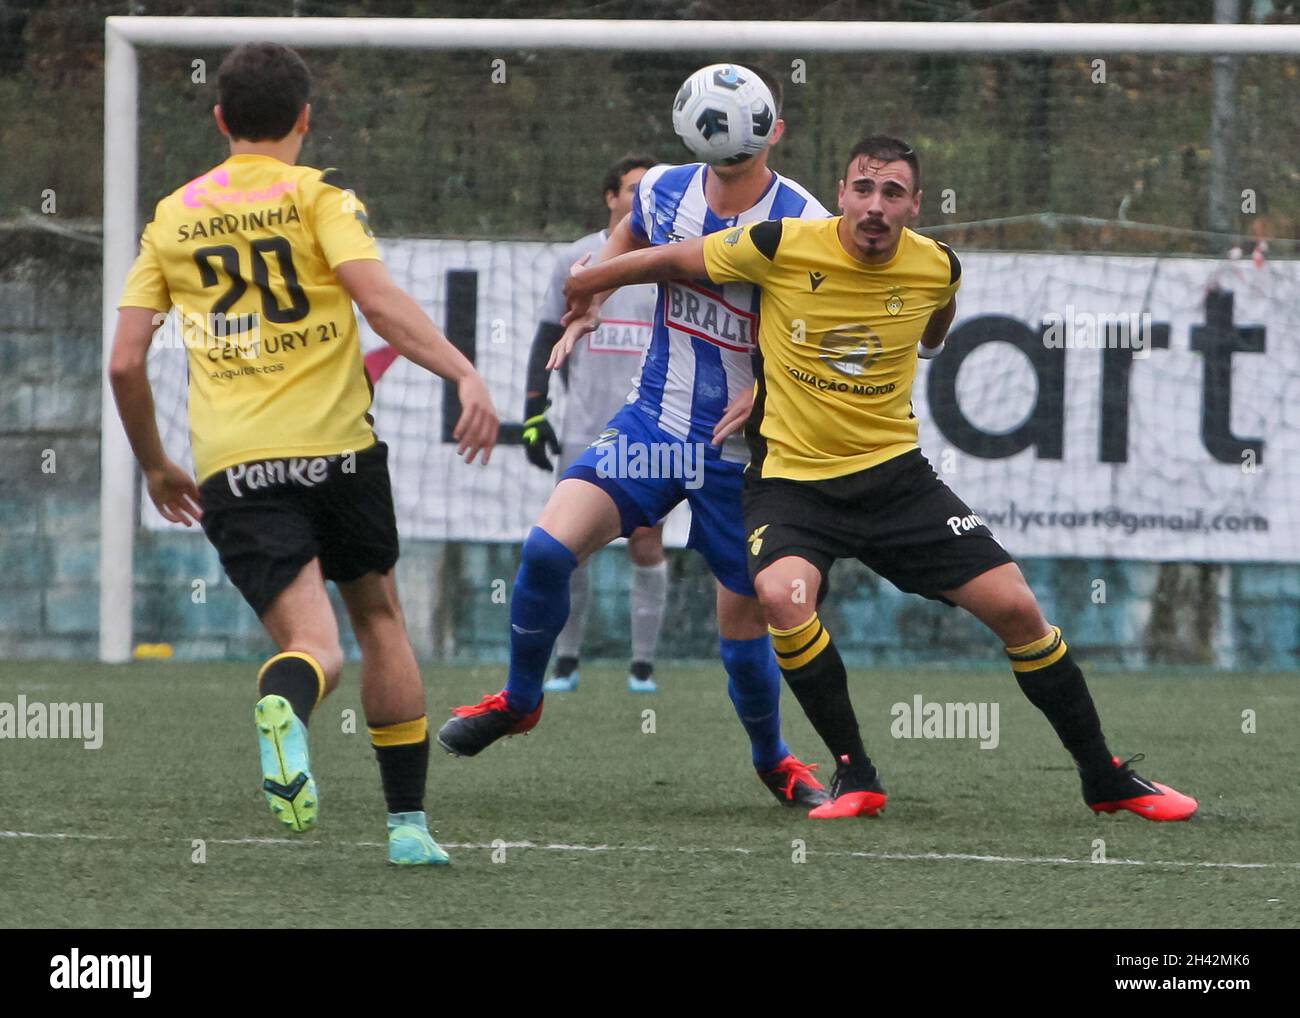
[{"x1": 671, "y1": 63, "x2": 776, "y2": 165}]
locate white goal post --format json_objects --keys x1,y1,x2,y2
[{"x1": 99, "y1": 16, "x2": 1300, "y2": 662}]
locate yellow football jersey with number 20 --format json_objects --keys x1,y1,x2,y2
[
  {"x1": 703, "y1": 216, "x2": 960, "y2": 482},
  {"x1": 120, "y1": 153, "x2": 382, "y2": 482}
]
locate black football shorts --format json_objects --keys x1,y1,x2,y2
[
  {"x1": 199, "y1": 440, "x2": 399, "y2": 617},
  {"x1": 743, "y1": 449, "x2": 1013, "y2": 605}
]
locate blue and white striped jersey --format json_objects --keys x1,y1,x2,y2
[{"x1": 627, "y1": 162, "x2": 829, "y2": 462}]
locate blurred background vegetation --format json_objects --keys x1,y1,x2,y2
[{"x1": 1, "y1": 0, "x2": 1297, "y2": 253}]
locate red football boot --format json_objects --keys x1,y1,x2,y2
[
  {"x1": 808, "y1": 756, "x2": 888, "y2": 819},
  {"x1": 758, "y1": 754, "x2": 830, "y2": 808},
  {"x1": 1084, "y1": 754, "x2": 1198, "y2": 822},
  {"x1": 436, "y1": 691, "x2": 543, "y2": 757}
]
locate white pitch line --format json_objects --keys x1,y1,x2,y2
[
  {"x1": 437, "y1": 841, "x2": 752, "y2": 854},
  {"x1": 2, "y1": 830, "x2": 1298, "y2": 870},
  {"x1": 202, "y1": 839, "x2": 746, "y2": 853},
  {"x1": 844, "y1": 850, "x2": 1297, "y2": 870},
  {"x1": 0, "y1": 830, "x2": 119, "y2": 842}
]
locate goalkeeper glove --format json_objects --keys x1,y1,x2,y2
[{"x1": 521, "y1": 395, "x2": 560, "y2": 472}]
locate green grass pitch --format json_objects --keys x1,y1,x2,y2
[{"x1": 1, "y1": 659, "x2": 1296, "y2": 928}]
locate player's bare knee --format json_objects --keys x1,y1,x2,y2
[
  {"x1": 352, "y1": 608, "x2": 407, "y2": 660},
  {"x1": 354, "y1": 585, "x2": 403, "y2": 628},
  {"x1": 628, "y1": 529, "x2": 665, "y2": 567},
  {"x1": 753, "y1": 570, "x2": 811, "y2": 628},
  {"x1": 629, "y1": 547, "x2": 663, "y2": 567},
  {"x1": 988, "y1": 590, "x2": 1049, "y2": 645},
  {"x1": 751, "y1": 569, "x2": 778, "y2": 607}
]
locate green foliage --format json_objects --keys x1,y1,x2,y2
[{"x1": 3, "y1": 1, "x2": 1298, "y2": 251}]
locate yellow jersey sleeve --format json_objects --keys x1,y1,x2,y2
[
  {"x1": 118, "y1": 215, "x2": 172, "y2": 312},
  {"x1": 702, "y1": 219, "x2": 783, "y2": 286},
  {"x1": 307, "y1": 168, "x2": 382, "y2": 270}
]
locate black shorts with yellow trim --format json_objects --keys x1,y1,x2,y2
[
  {"x1": 742, "y1": 449, "x2": 1013, "y2": 606},
  {"x1": 199, "y1": 441, "x2": 399, "y2": 617}
]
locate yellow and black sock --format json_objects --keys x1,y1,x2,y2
[
  {"x1": 257, "y1": 652, "x2": 326, "y2": 727},
  {"x1": 770, "y1": 614, "x2": 874, "y2": 776},
  {"x1": 369, "y1": 716, "x2": 429, "y2": 815},
  {"x1": 1007, "y1": 627, "x2": 1112, "y2": 776}
]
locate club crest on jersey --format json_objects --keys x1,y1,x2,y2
[
  {"x1": 723, "y1": 227, "x2": 743, "y2": 245},
  {"x1": 885, "y1": 288, "x2": 905, "y2": 316}
]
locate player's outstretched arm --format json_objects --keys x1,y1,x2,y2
[
  {"x1": 564, "y1": 231, "x2": 705, "y2": 311},
  {"x1": 109, "y1": 306, "x2": 203, "y2": 526},
  {"x1": 337, "y1": 259, "x2": 499, "y2": 465},
  {"x1": 549, "y1": 212, "x2": 650, "y2": 371},
  {"x1": 550, "y1": 234, "x2": 708, "y2": 372}
]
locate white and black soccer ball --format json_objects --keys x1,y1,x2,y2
[{"x1": 671, "y1": 63, "x2": 776, "y2": 165}]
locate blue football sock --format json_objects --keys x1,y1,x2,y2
[
  {"x1": 505, "y1": 527, "x2": 578, "y2": 713},
  {"x1": 720, "y1": 635, "x2": 790, "y2": 772}
]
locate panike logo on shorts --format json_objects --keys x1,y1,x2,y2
[
  {"x1": 947, "y1": 512, "x2": 987, "y2": 535},
  {"x1": 226, "y1": 453, "x2": 354, "y2": 497},
  {"x1": 664, "y1": 281, "x2": 756, "y2": 352}
]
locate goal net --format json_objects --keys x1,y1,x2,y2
[{"x1": 106, "y1": 18, "x2": 1300, "y2": 662}]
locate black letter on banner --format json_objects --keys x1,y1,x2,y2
[
  {"x1": 1099, "y1": 322, "x2": 1169, "y2": 463},
  {"x1": 442, "y1": 270, "x2": 477, "y2": 444},
  {"x1": 926, "y1": 314, "x2": 1064, "y2": 460},
  {"x1": 441, "y1": 269, "x2": 525, "y2": 445},
  {"x1": 1189, "y1": 289, "x2": 1264, "y2": 465}
]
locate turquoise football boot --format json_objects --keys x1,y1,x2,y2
[
  {"x1": 387, "y1": 811, "x2": 451, "y2": 866},
  {"x1": 254, "y1": 694, "x2": 319, "y2": 833},
  {"x1": 627, "y1": 664, "x2": 658, "y2": 693},
  {"x1": 543, "y1": 669, "x2": 580, "y2": 693}
]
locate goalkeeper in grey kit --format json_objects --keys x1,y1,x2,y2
[{"x1": 521, "y1": 155, "x2": 670, "y2": 694}]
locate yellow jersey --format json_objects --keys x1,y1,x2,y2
[
  {"x1": 703, "y1": 216, "x2": 960, "y2": 481},
  {"x1": 119, "y1": 153, "x2": 382, "y2": 482}
]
